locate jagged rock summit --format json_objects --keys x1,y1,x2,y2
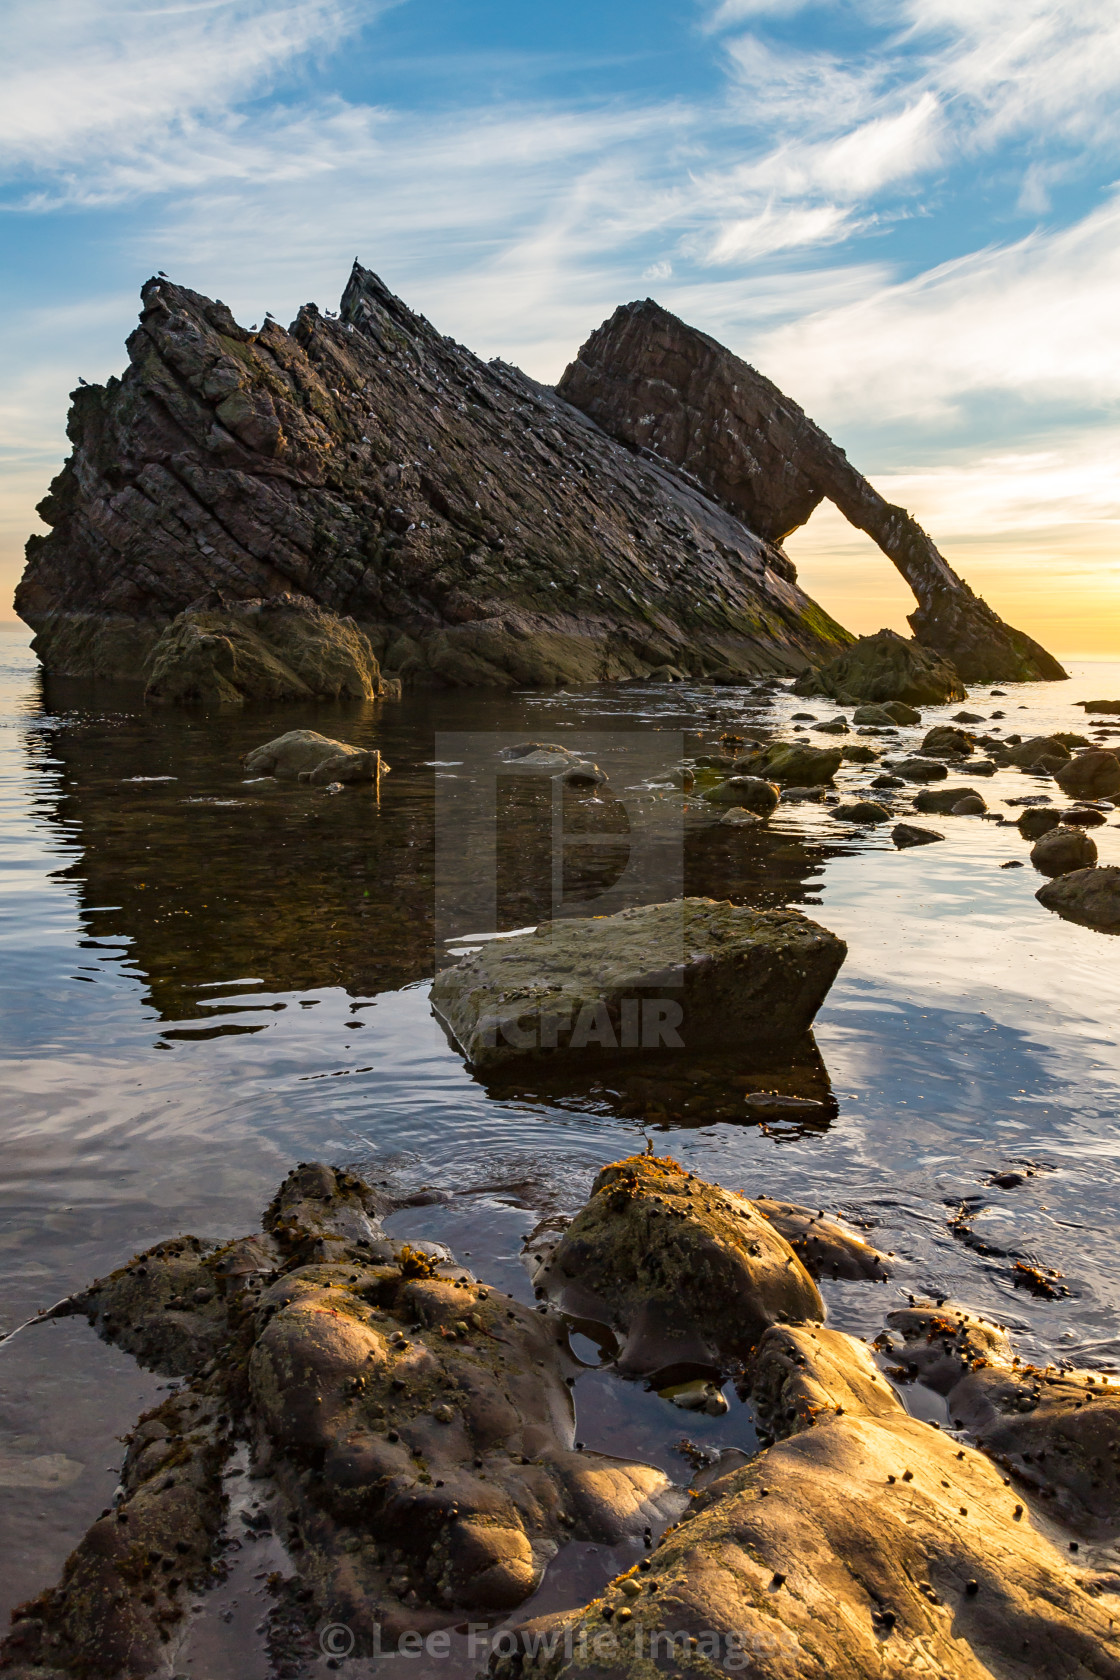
[
  {"x1": 16, "y1": 266, "x2": 858, "y2": 692},
  {"x1": 559, "y1": 298, "x2": 1066, "y2": 686}
]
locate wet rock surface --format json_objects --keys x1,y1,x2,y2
[
  {"x1": 243, "y1": 728, "x2": 384, "y2": 785},
  {"x1": 892, "y1": 822, "x2": 945, "y2": 847},
  {"x1": 1030, "y1": 826, "x2": 1098, "y2": 876},
  {"x1": 144, "y1": 594, "x2": 387, "y2": 705},
  {"x1": 429, "y1": 898, "x2": 846, "y2": 1070},
  {"x1": 502, "y1": 1317, "x2": 1119, "y2": 1680},
  {"x1": 532, "y1": 1155, "x2": 824, "y2": 1376},
  {"x1": 16, "y1": 269, "x2": 854, "y2": 691},
  {"x1": 795, "y1": 629, "x2": 969, "y2": 706},
  {"x1": 883, "y1": 1307, "x2": 1120, "y2": 1536},
  {"x1": 557, "y1": 301, "x2": 1064, "y2": 684},
  {"x1": 1037, "y1": 865, "x2": 1120, "y2": 931},
  {"x1": 1056, "y1": 749, "x2": 1120, "y2": 800}
]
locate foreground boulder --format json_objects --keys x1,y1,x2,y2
[
  {"x1": 16, "y1": 268, "x2": 856, "y2": 690},
  {"x1": 1055, "y1": 749, "x2": 1120, "y2": 800},
  {"x1": 795, "y1": 629, "x2": 968, "y2": 706},
  {"x1": 1, "y1": 1164, "x2": 685, "y2": 1672},
  {"x1": 429, "y1": 899, "x2": 846, "y2": 1069},
  {"x1": 1037, "y1": 866, "x2": 1120, "y2": 931},
  {"x1": 531, "y1": 1155, "x2": 824, "y2": 1377},
  {"x1": 243, "y1": 729, "x2": 383, "y2": 785},
  {"x1": 504, "y1": 1321, "x2": 1118, "y2": 1680},
  {"x1": 557, "y1": 299, "x2": 1065, "y2": 684},
  {"x1": 143, "y1": 594, "x2": 387, "y2": 704}
]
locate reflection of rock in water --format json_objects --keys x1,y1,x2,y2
[
  {"x1": 473, "y1": 1039, "x2": 837, "y2": 1133},
  {"x1": 33, "y1": 688, "x2": 845, "y2": 1027}
]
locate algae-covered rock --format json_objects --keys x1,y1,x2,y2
[
  {"x1": 144, "y1": 595, "x2": 385, "y2": 705},
  {"x1": 1055, "y1": 749, "x2": 1120, "y2": 800},
  {"x1": 758, "y1": 742, "x2": 842, "y2": 785},
  {"x1": 1037, "y1": 865, "x2": 1120, "y2": 931},
  {"x1": 429, "y1": 899, "x2": 846, "y2": 1069},
  {"x1": 532, "y1": 1155, "x2": 823, "y2": 1376},
  {"x1": 1030, "y1": 826, "x2": 1097, "y2": 877},
  {"x1": 795, "y1": 629, "x2": 967, "y2": 706},
  {"x1": 243, "y1": 728, "x2": 383, "y2": 785},
  {"x1": 702, "y1": 775, "x2": 779, "y2": 815}
]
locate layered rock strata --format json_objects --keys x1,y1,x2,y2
[
  {"x1": 559, "y1": 301, "x2": 1066, "y2": 685},
  {"x1": 16, "y1": 268, "x2": 854, "y2": 690}
]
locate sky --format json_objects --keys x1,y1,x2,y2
[{"x1": 2, "y1": 0, "x2": 1119, "y2": 655}]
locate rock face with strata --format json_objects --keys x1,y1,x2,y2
[
  {"x1": 16, "y1": 268, "x2": 855, "y2": 691},
  {"x1": 429, "y1": 898, "x2": 846, "y2": 1069},
  {"x1": 559, "y1": 300, "x2": 1066, "y2": 685}
]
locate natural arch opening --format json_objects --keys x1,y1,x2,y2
[{"x1": 782, "y1": 500, "x2": 917, "y2": 640}]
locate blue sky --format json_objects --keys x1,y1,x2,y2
[{"x1": 3, "y1": 0, "x2": 1120, "y2": 649}]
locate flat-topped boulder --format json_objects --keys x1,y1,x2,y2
[{"x1": 429, "y1": 898, "x2": 846, "y2": 1069}]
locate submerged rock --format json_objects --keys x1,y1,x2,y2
[
  {"x1": 429, "y1": 899, "x2": 846, "y2": 1069},
  {"x1": 243, "y1": 729, "x2": 383, "y2": 785},
  {"x1": 16, "y1": 268, "x2": 855, "y2": 691},
  {"x1": 532, "y1": 1154, "x2": 823, "y2": 1376},
  {"x1": 1036, "y1": 865, "x2": 1120, "y2": 931},
  {"x1": 1030, "y1": 826, "x2": 1097, "y2": 877},
  {"x1": 795, "y1": 629, "x2": 968, "y2": 706},
  {"x1": 1055, "y1": 749, "x2": 1120, "y2": 800},
  {"x1": 144, "y1": 594, "x2": 387, "y2": 705},
  {"x1": 557, "y1": 300, "x2": 1064, "y2": 684}
]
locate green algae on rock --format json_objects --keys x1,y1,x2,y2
[{"x1": 796, "y1": 628, "x2": 968, "y2": 706}]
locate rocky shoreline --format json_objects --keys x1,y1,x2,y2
[{"x1": 4, "y1": 1155, "x2": 1118, "y2": 1680}]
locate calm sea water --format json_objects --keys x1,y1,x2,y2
[{"x1": 3, "y1": 623, "x2": 1120, "y2": 1649}]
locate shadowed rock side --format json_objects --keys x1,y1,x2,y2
[
  {"x1": 16, "y1": 266, "x2": 853, "y2": 691},
  {"x1": 558, "y1": 299, "x2": 1066, "y2": 685}
]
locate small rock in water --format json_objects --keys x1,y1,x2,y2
[
  {"x1": 1017, "y1": 808, "x2": 1060, "y2": 840},
  {"x1": 1061, "y1": 805, "x2": 1107, "y2": 827},
  {"x1": 659, "y1": 1379, "x2": 729, "y2": 1416},
  {"x1": 892, "y1": 823, "x2": 944, "y2": 849},
  {"x1": 1029, "y1": 826, "x2": 1097, "y2": 877},
  {"x1": 831, "y1": 801, "x2": 891, "y2": 824}
]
